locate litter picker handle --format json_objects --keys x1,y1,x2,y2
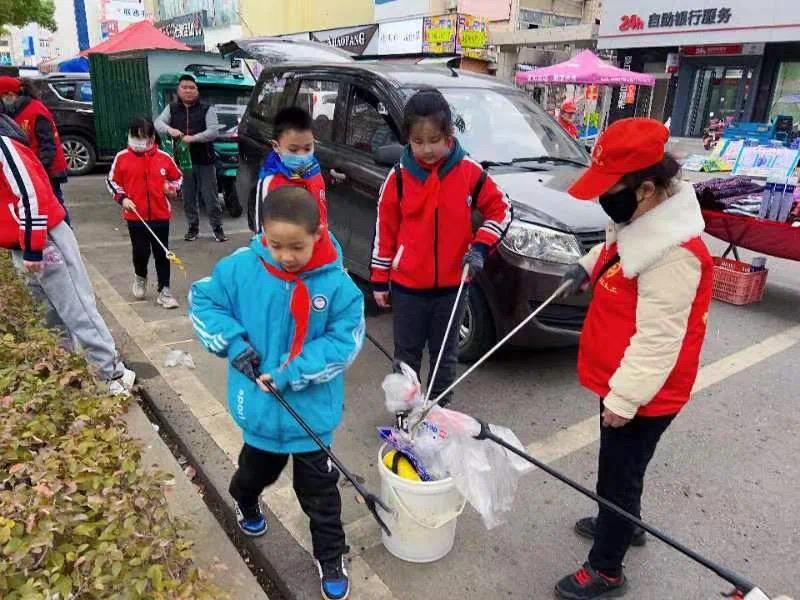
[
  {"x1": 131, "y1": 207, "x2": 173, "y2": 257},
  {"x1": 258, "y1": 375, "x2": 393, "y2": 536},
  {"x1": 474, "y1": 421, "x2": 759, "y2": 595},
  {"x1": 411, "y1": 281, "x2": 571, "y2": 433}
]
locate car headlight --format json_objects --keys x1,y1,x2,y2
[{"x1": 501, "y1": 221, "x2": 582, "y2": 264}]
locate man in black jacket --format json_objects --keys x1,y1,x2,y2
[{"x1": 155, "y1": 74, "x2": 227, "y2": 242}]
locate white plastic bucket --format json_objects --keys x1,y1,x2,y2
[{"x1": 378, "y1": 443, "x2": 466, "y2": 563}]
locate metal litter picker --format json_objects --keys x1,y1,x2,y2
[{"x1": 252, "y1": 371, "x2": 393, "y2": 537}]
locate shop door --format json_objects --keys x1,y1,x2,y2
[{"x1": 683, "y1": 65, "x2": 755, "y2": 137}]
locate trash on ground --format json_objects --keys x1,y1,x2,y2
[
  {"x1": 378, "y1": 363, "x2": 532, "y2": 529},
  {"x1": 164, "y1": 349, "x2": 196, "y2": 369}
]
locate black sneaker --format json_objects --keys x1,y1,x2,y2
[
  {"x1": 184, "y1": 228, "x2": 199, "y2": 242},
  {"x1": 555, "y1": 563, "x2": 628, "y2": 599},
  {"x1": 575, "y1": 517, "x2": 646, "y2": 547},
  {"x1": 317, "y1": 556, "x2": 349, "y2": 600},
  {"x1": 213, "y1": 228, "x2": 228, "y2": 242}
]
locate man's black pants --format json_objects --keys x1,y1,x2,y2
[
  {"x1": 127, "y1": 221, "x2": 170, "y2": 291},
  {"x1": 391, "y1": 284, "x2": 467, "y2": 406},
  {"x1": 588, "y1": 407, "x2": 675, "y2": 577},
  {"x1": 229, "y1": 443, "x2": 347, "y2": 562}
]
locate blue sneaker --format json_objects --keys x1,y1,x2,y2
[
  {"x1": 317, "y1": 556, "x2": 349, "y2": 600},
  {"x1": 234, "y1": 501, "x2": 267, "y2": 537}
]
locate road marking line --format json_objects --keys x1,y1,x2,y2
[
  {"x1": 85, "y1": 260, "x2": 396, "y2": 600},
  {"x1": 161, "y1": 338, "x2": 198, "y2": 347}
]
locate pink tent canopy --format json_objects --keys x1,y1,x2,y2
[{"x1": 515, "y1": 50, "x2": 655, "y2": 87}]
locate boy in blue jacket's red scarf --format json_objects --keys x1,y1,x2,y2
[{"x1": 190, "y1": 186, "x2": 363, "y2": 600}]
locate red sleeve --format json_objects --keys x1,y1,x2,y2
[
  {"x1": 470, "y1": 163, "x2": 512, "y2": 248},
  {"x1": 106, "y1": 151, "x2": 127, "y2": 203},
  {"x1": 165, "y1": 154, "x2": 182, "y2": 187},
  {"x1": 371, "y1": 168, "x2": 401, "y2": 285}
]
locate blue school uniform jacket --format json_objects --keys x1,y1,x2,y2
[{"x1": 189, "y1": 236, "x2": 365, "y2": 454}]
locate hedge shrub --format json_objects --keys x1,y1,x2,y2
[{"x1": 0, "y1": 254, "x2": 225, "y2": 599}]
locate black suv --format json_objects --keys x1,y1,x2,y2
[
  {"x1": 26, "y1": 73, "x2": 100, "y2": 176},
  {"x1": 237, "y1": 63, "x2": 607, "y2": 360}
]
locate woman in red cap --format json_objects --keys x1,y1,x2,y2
[
  {"x1": 0, "y1": 76, "x2": 70, "y2": 222},
  {"x1": 558, "y1": 100, "x2": 579, "y2": 139},
  {"x1": 554, "y1": 117, "x2": 713, "y2": 599}
]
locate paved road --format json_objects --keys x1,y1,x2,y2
[{"x1": 66, "y1": 174, "x2": 799, "y2": 600}]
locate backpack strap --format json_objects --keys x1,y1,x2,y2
[
  {"x1": 394, "y1": 163, "x2": 403, "y2": 200},
  {"x1": 471, "y1": 169, "x2": 488, "y2": 205}
]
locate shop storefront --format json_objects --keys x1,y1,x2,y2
[{"x1": 598, "y1": 0, "x2": 800, "y2": 137}]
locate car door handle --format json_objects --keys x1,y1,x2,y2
[{"x1": 330, "y1": 169, "x2": 347, "y2": 182}]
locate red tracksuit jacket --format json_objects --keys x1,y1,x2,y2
[
  {"x1": 0, "y1": 134, "x2": 66, "y2": 260},
  {"x1": 371, "y1": 140, "x2": 511, "y2": 290},
  {"x1": 106, "y1": 145, "x2": 182, "y2": 222}
]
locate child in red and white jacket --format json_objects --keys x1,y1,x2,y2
[
  {"x1": 107, "y1": 117, "x2": 182, "y2": 308},
  {"x1": 0, "y1": 114, "x2": 135, "y2": 395},
  {"x1": 371, "y1": 88, "x2": 511, "y2": 406}
]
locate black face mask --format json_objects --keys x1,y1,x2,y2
[{"x1": 599, "y1": 187, "x2": 639, "y2": 224}]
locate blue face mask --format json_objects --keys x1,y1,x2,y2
[{"x1": 280, "y1": 152, "x2": 316, "y2": 174}]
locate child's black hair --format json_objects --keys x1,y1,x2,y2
[
  {"x1": 402, "y1": 88, "x2": 454, "y2": 137},
  {"x1": 274, "y1": 106, "x2": 313, "y2": 141},
  {"x1": 178, "y1": 74, "x2": 198, "y2": 85},
  {"x1": 128, "y1": 115, "x2": 156, "y2": 139},
  {"x1": 262, "y1": 186, "x2": 320, "y2": 234}
]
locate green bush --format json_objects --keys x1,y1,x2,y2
[{"x1": 0, "y1": 254, "x2": 224, "y2": 599}]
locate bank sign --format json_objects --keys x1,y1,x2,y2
[{"x1": 599, "y1": 0, "x2": 800, "y2": 48}]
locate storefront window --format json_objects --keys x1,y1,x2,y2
[
  {"x1": 684, "y1": 65, "x2": 754, "y2": 137},
  {"x1": 769, "y1": 62, "x2": 800, "y2": 125}
]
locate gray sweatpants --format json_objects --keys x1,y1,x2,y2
[
  {"x1": 12, "y1": 222, "x2": 124, "y2": 381},
  {"x1": 182, "y1": 164, "x2": 222, "y2": 231}
]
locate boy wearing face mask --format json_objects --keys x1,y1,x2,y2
[
  {"x1": 252, "y1": 107, "x2": 328, "y2": 235},
  {"x1": 107, "y1": 117, "x2": 183, "y2": 308}
]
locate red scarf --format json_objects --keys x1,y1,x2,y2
[
  {"x1": 259, "y1": 233, "x2": 338, "y2": 365},
  {"x1": 405, "y1": 158, "x2": 444, "y2": 219}
]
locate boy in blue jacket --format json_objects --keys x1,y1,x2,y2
[{"x1": 190, "y1": 186, "x2": 364, "y2": 600}]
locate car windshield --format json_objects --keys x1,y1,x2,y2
[
  {"x1": 199, "y1": 87, "x2": 252, "y2": 137},
  {"x1": 404, "y1": 87, "x2": 588, "y2": 165}
]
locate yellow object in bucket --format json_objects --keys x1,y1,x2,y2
[{"x1": 382, "y1": 450, "x2": 421, "y2": 481}]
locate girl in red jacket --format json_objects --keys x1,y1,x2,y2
[
  {"x1": 107, "y1": 117, "x2": 182, "y2": 309},
  {"x1": 371, "y1": 89, "x2": 511, "y2": 406}
]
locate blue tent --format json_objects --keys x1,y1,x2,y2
[{"x1": 58, "y1": 56, "x2": 90, "y2": 73}]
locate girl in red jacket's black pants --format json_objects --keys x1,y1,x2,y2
[
  {"x1": 371, "y1": 89, "x2": 511, "y2": 406},
  {"x1": 107, "y1": 117, "x2": 183, "y2": 309}
]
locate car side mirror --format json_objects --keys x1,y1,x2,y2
[{"x1": 373, "y1": 143, "x2": 404, "y2": 167}]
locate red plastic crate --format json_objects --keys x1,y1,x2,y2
[{"x1": 711, "y1": 257, "x2": 768, "y2": 305}]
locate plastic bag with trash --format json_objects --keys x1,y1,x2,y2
[
  {"x1": 379, "y1": 364, "x2": 532, "y2": 529},
  {"x1": 164, "y1": 349, "x2": 196, "y2": 369}
]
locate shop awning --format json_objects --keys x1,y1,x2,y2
[{"x1": 515, "y1": 50, "x2": 655, "y2": 87}]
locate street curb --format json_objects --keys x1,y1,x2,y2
[
  {"x1": 123, "y1": 396, "x2": 269, "y2": 600},
  {"x1": 100, "y1": 308, "x2": 322, "y2": 600}
]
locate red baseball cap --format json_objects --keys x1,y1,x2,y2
[
  {"x1": 0, "y1": 76, "x2": 21, "y2": 95},
  {"x1": 568, "y1": 118, "x2": 670, "y2": 200}
]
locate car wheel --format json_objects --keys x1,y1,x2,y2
[
  {"x1": 224, "y1": 184, "x2": 243, "y2": 218},
  {"x1": 458, "y1": 284, "x2": 495, "y2": 363},
  {"x1": 61, "y1": 135, "x2": 96, "y2": 176}
]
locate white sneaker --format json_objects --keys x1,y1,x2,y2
[
  {"x1": 119, "y1": 367, "x2": 136, "y2": 390},
  {"x1": 157, "y1": 287, "x2": 179, "y2": 309},
  {"x1": 107, "y1": 378, "x2": 130, "y2": 396},
  {"x1": 132, "y1": 276, "x2": 147, "y2": 300}
]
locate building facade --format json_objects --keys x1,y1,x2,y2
[{"x1": 598, "y1": 0, "x2": 800, "y2": 136}]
